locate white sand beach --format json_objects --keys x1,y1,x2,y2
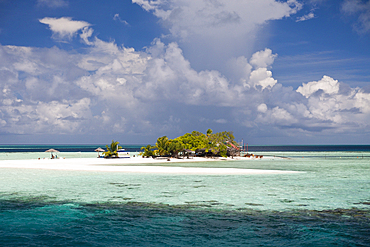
[{"x1": 0, "y1": 156, "x2": 301, "y2": 175}]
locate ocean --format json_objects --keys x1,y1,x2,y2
[{"x1": 0, "y1": 145, "x2": 369, "y2": 246}]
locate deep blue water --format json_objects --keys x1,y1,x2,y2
[
  {"x1": 245, "y1": 145, "x2": 370, "y2": 152},
  {"x1": 1, "y1": 144, "x2": 370, "y2": 153},
  {"x1": 1, "y1": 199, "x2": 369, "y2": 247}
]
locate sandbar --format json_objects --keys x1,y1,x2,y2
[{"x1": 0, "y1": 156, "x2": 302, "y2": 175}]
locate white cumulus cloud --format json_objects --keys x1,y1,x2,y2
[
  {"x1": 133, "y1": 0, "x2": 302, "y2": 72},
  {"x1": 39, "y1": 17, "x2": 91, "y2": 40},
  {"x1": 296, "y1": 75, "x2": 340, "y2": 98}
]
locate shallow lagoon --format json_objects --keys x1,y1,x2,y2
[{"x1": 1, "y1": 149, "x2": 369, "y2": 246}]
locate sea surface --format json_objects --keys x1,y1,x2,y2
[{"x1": 0, "y1": 145, "x2": 369, "y2": 246}]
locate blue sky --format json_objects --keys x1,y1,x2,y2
[{"x1": 0, "y1": 0, "x2": 369, "y2": 145}]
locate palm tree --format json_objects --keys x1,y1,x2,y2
[
  {"x1": 140, "y1": 144, "x2": 155, "y2": 157},
  {"x1": 156, "y1": 136, "x2": 169, "y2": 156},
  {"x1": 103, "y1": 140, "x2": 122, "y2": 158}
]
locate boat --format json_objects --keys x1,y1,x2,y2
[{"x1": 117, "y1": 148, "x2": 130, "y2": 158}]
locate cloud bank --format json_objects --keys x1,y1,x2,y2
[
  {"x1": 133, "y1": 0, "x2": 302, "y2": 71},
  {"x1": 1, "y1": 33, "x2": 369, "y2": 143},
  {"x1": 0, "y1": 0, "x2": 369, "y2": 144}
]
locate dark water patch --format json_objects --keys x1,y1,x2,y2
[
  {"x1": 111, "y1": 196, "x2": 133, "y2": 201},
  {"x1": 281, "y1": 199, "x2": 295, "y2": 203},
  {"x1": 0, "y1": 195, "x2": 64, "y2": 210},
  {"x1": 160, "y1": 192, "x2": 174, "y2": 198},
  {"x1": 193, "y1": 185, "x2": 207, "y2": 188},
  {"x1": 302, "y1": 208, "x2": 370, "y2": 220},
  {"x1": 245, "y1": 203, "x2": 264, "y2": 206},
  {"x1": 1, "y1": 197, "x2": 370, "y2": 246},
  {"x1": 184, "y1": 202, "x2": 213, "y2": 208},
  {"x1": 109, "y1": 182, "x2": 141, "y2": 187},
  {"x1": 354, "y1": 201, "x2": 370, "y2": 206},
  {"x1": 301, "y1": 197, "x2": 318, "y2": 201},
  {"x1": 183, "y1": 200, "x2": 226, "y2": 208}
]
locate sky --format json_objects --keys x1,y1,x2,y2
[{"x1": 0, "y1": 0, "x2": 370, "y2": 145}]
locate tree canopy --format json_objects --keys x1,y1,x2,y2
[
  {"x1": 140, "y1": 129, "x2": 239, "y2": 158},
  {"x1": 103, "y1": 140, "x2": 122, "y2": 158}
]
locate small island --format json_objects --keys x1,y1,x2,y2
[
  {"x1": 140, "y1": 129, "x2": 241, "y2": 159},
  {"x1": 0, "y1": 130, "x2": 293, "y2": 174}
]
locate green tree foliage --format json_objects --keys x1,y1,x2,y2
[
  {"x1": 167, "y1": 139, "x2": 183, "y2": 158},
  {"x1": 156, "y1": 136, "x2": 170, "y2": 156},
  {"x1": 140, "y1": 144, "x2": 155, "y2": 157},
  {"x1": 175, "y1": 131, "x2": 208, "y2": 151},
  {"x1": 206, "y1": 131, "x2": 236, "y2": 157},
  {"x1": 103, "y1": 140, "x2": 122, "y2": 158},
  {"x1": 141, "y1": 130, "x2": 239, "y2": 158}
]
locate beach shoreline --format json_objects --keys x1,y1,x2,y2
[{"x1": 0, "y1": 156, "x2": 301, "y2": 175}]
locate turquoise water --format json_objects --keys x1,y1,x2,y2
[{"x1": 0, "y1": 147, "x2": 369, "y2": 246}]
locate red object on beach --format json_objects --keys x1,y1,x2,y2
[{"x1": 228, "y1": 142, "x2": 239, "y2": 150}]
